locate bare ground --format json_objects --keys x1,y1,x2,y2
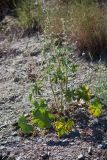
[{"x1": 0, "y1": 25, "x2": 107, "y2": 160}]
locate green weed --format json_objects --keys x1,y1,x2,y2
[
  {"x1": 16, "y1": 0, "x2": 38, "y2": 29},
  {"x1": 18, "y1": 39, "x2": 103, "y2": 137}
]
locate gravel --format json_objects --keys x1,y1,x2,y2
[{"x1": 1, "y1": 30, "x2": 107, "y2": 159}]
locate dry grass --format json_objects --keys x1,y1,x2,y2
[
  {"x1": 16, "y1": 0, "x2": 37, "y2": 29},
  {"x1": 16, "y1": 0, "x2": 107, "y2": 58},
  {"x1": 43, "y1": 0, "x2": 107, "y2": 58},
  {"x1": 70, "y1": 1, "x2": 107, "y2": 58}
]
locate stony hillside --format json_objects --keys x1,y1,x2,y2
[{"x1": 0, "y1": 1, "x2": 107, "y2": 159}]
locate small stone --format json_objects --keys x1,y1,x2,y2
[
  {"x1": 0, "y1": 135, "x2": 2, "y2": 139},
  {"x1": 90, "y1": 62, "x2": 94, "y2": 67},
  {"x1": 14, "y1": 136, "x2": 21, "y2": 142},
  {"x1": 0, "y1": 124, "x2": 7, "y2": 129},
  {"x1": 14, "y1": 77, "x2": 20, "y2": 82},
  {"x1": 24, "y1": 113, "x2": 30, "y2": 118},
  {"x1": 78, "y1": 154, "x2": 85, "y2": 160},
  {"x1": 0, "y1": 146, "x2": 5, "y2": 150},
  {"x1": 0, "y1": 154, "x2": 2, "y2": 159},
  {"x1": 30, "y1": 50, "x2": 40, "y2": 56},
  {"x1": 41, "y1": 153, "x2": 50, "y2": 160},
  {"x1": 12, "y1": 122, "x2": 18, "y2": 127},
  {"x1": 8, "y1": 154, "x2": 16, "y2": 160},
  {"x1": 101, "y1": 143, "x2": 107, "y2": 149},
  {"x1": 6, "y1": 151, "x2": 10, "y2": 156},
  {"x1": 11, "y1": 131, "x2": 17, "y2": 136},
  {"x1": 82, "y1": 52, "x2": 85, "y2": 56},
  {"x1": 90, "y1": 118, "x2": 98, "y2": 126},
  {"x1": 37, "y1": 138, "x2": 43, "y2": 143},
  {"x1": 0, "y1": 54, "x2": 2, "y2": 58},
  {"x1": 2, "y1": 153, "x2": 8, "y2": 160},
  {"x1": 1, "y1": 141, "x2": 8, "y2": 145},
  {"x1": 70, "y1": 142, "x2": 74, "y2": 145},
  {"x1": 76, "y1": 141, "x2": 81, "y2": 145},
  {"x1": 88, "y1": 146, "x2": 92, "y2": 155},
  {"x1": 9, "y1": 95, "x2": 17, "y2": 102},
  {"x1": 16, "y1": 156, "x2": 22, "y2": 160},
  {"x1": 97, "y1": 144, "x2": 103, "y2": 149},
  {"x1": 12, "y1": 122, "x2": 19, "y2": 131}
]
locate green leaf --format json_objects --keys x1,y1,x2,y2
[
  {"x1": 71, "y1": 64, "x2": 78, "y2": 73},
  {"x1": 65, "y1": 120, "x2": 74, "y2": 132},
  {"x1": 32, "y1": 99, "x2": 39, "y2": 107},
  {"x1": 49, "y1": 55, "x2": 56, "y2": 63},
  {"x1": 47, "y1": 64, "x2": 55, "y2": 74},
  {"x1": 61, "y1": 58, "x2": 67, "y2": 67},
  {"x1": 39, "y1": 98, "x2": 47, "y2": 108},
  {"x1": 51, "y1": 75, "x2": 58, "y2": 84},
  {"x1": 57, "y1": 68, "x2": 64, "y2": 80},
  {"x1": 28, "y1": 93, "x2": 32, "y2": 102},
  {"x1": 32, "y1": 81, "x2": 43, "y2": 95},
  {"x1": 76, "y1": 85, "x2": 91, "y2": 102},
  {"x1": 55, "y1": 118, "x2": 74, "y2": 137},
  {"x1": 64, "y1": 89, "x2": 75, "y2": 102},
  {"x1": 32, "y1": 107, "x2": 55, "y2": 129},
  {"x1": 18, "y1": 115, "x2": 33, "y2": 135},
  {"x1": 88, "y1": 99, "x2": 102, "y2": 117}
]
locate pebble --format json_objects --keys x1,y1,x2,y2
[
  {"x1": 0, "y1": 154, "x2": 2, "y2": 159},
  {"x1": 90, "y1": 118, "x2": 99, "y2": 126},
  {"x1": 2, "y1": 153, "x2": 8, "y2": 160},
  {"x1": 8, "y1": 154, "x2": 16, "y2": 160},
  {"x1": 0, "y1": 146, "x2": 6, "y2": 150},
  {"x1": 0, "y1": 135, "x2": 3, "y2": 139},
  {"x1": 0, "y1": 141, "x2": 8, "y2": 145},
  {"x1": 16, "y1": 156, "x2": 22, "y2": 160},
  {"x1": 12, "y1": 122, "x2": 18, "y2": 127},
  {"x1": 0, "y1": 124, "x2": 7, "y2": 129},
  {"x1": 98, "y1": 144, "x2": 103, "y2": 149},
  {"x1": 102, "y1": 143, "x2": 107, "y2": 149},
  {"x1": 14, "y1": 77, "x2": 20, "y2": 82},
  {"x1": 88, "y1": 146, "x2": 92, "y2": 155},
  {"x1": 76, "y1": 141, "x2": 81, "y2": 145},
  {"x1": 98, "y1": 143, "x2": 107, "y2": 149},
  {"x1": 70, "y1": 142, "x2": 74, "y2": 145},
  {"x1": 77, "y1": 154, "x2": 85, "y2": 160},
  {"x1": 30, "y1": 50, "x2": 40, "y2": 57},
  {"x1": 41, "y1": 153, "x2": 50, "y2": 160},
  {"x1": 11, "y1": 131, "x2": 17, "y2": 136}
]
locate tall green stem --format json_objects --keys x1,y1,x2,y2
[
  {"x1": 60, "y1": 80, "x2": 64, "y2": 112},
  {"x1": 50, "y1": 78, "x2": 59, "y2": 111}
]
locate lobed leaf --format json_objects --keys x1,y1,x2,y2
[
  {"x1": 55, "y1": 118, "x2": 74, "y2": 137},
  {"x1": 32, "y1": 107, "x2": 55, "y2": 129},
  {"x1": 18, "y1": 115, "x2": 33, "y2": 135},
  {"x1": 88, "y1": 99, "x2": 102, "y2": 117}
]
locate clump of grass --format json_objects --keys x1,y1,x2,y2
[
  {"x1": 16, "y1": 0, "x2": 45, "y2": 31},
  {"x1": 70, "y1": 1, "x2": 107, "y2": 58},
  {"x1": 16, "y1": 0, "x2": 47, "y2": 34},
  {"x1": 16, "y1": 0, "x2": 35, "y2": 29},
  {"x1": 16, "y1": 0, "x2": 107, "y2": 58},
  {"x1": 43, "y1": 0, "x2": 107, "y2": 59}
]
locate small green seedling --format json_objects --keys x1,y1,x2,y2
[{"x1": 18, "y1": 115, "x2": 33, "y2": 135}]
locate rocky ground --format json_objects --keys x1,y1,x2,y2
[{"x1": 1, "y1": 17, "x2": 107, "y2": 160}]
